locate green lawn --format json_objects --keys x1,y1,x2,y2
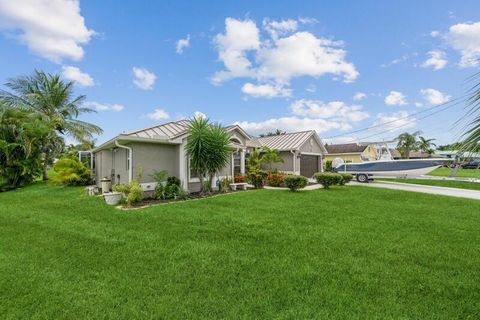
[
  {"x1": 428, "y1": 167, "x2": 480, "y2": 178},
  {"x1": 1, "y1": 183, "x2": 480, "y2": 319},
  {"x1": 376, "y1": 178, "x2": 480, "y2": 191}
]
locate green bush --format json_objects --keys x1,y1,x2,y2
[
  {"x1": 266, "y1": 171, "x2": 285, "y2": 187},
  {"x1": 284, "y1": 175, "x2": 308, "y2": 191},
  {"x1": 325, "y1": 160, "x2": 333, "y2": 172},
  {"x1": 247, "y1": 167, "x2": 267, "y2": 188},
  {"x1": 314, "y1": 172, "x2": 342, "y2": 189},
  {"x1": 113, "y1": 180, "x2": 144, "y2": 205},
  {"x1": 219, "y1": 176, "x2": 232, "y2": 193},
  {"x1": 51, "y1": 157, "x2": 91, "y2": 186},
  {"x1": 339, "y1": 173, "x2": 353, "y2": 185},
  {"x1": 154, "y1": 176, "x2": 189, "y2": 200}
]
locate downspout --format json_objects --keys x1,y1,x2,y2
[
  {"x1": 290, "y1": 150, "x2": 296, "y2": 174},
  {"x1": 115, "y1": 140, "x2": 133, "y2": 182}
]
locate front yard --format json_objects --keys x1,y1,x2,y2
[
  {"x1": 428, "y1": 167, "x2": 480, "y2": 178},
  {"x1": 1, "y1": 183, "x2": 480, "y2": 319}
]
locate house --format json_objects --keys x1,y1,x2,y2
[
  {"x1": 323, "y1": 143, "x2": 378, "y2": 163},
  {"x1": 434, "y1": 150, "x2": 480, "y2": 161},
  {"x1": 91, "y1": 120, "x2": 327, "y2": 192},
  {"x1": 390, "y1": 149, "x2": 433, "y2": 159}
]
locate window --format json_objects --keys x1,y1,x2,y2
[
  {"x1": 189, "y1": 158, "x2": 199, "y2": 179},
  {"x1": 233, "y1": 153, "x2": 241, "y2": 175}
]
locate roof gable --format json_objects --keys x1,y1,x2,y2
[{"x1": 256, "y1": 131, "x2": 325, "y2": 151}]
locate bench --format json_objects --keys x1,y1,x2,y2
[{"x1": 229, "y1": 183, "x2": 248, "y2": 190}]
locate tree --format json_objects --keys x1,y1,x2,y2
[
  {"x1": 185, "y1": 117, "x2": 231, "y2": 194},
  {"x1": 396, "y1": 131, "x2": 420, "y2": 159},
  {"x1": 260, "y1": 147, "x2": 283, "y2": 171},
  {"x1": 460, "y1": 71, "x2": 480, "y2": 153},
  {"x1": 418, "y1": 136, "x2": 436, "y2": 156},
  {"x1": 0, "y1": 70, "x2": 102, "y2": 180},
  {"x1": 259, "y1": 129, "x2": 286, "y2": 137}
]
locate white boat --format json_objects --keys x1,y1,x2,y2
[{"x1": 333, "y1": 158, "x2": 445, "y2": 182}]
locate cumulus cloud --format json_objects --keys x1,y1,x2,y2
[
  {"x1": 176, "y1": 34, "x2": 190, "y2": 54},
  {"x1": 290, "y1": 99, "x2": 369, "y2": 123},
  {"x1": 194, "y1": 111, "x2": 206, "y2": 119},
  {"x1": 241, "y1": 82, "x2": 291, "y2": 98},
  {"x1": 132, "y1": 67, "x2": 157, "y2": 90},
  {"x1": 420, "y1": 88, "x2": 451, "y2": 105},
  {"x1": 353, "y1": 92, "x2": 366, "y2": 101},
  {"x1": 444, "y1": 21, "x2": 480, "y2": 67},
  {"x1": 385, "y1": 91, "x2": 407, "y2": 106},
  {"x1": 61, "y1": 66, "x2": 94, "y2": 86},
  {"x1": 211, "y1": 17, "x2": 358, "y2": 97},
  {"x1": 235, "y1": 117, "x2": 346, "y2": 135},
  {"x1": 374, "y1": 111, "x2": 416, "y2": 132},
  {"x1": 421, "y1": 50, "x2": 447, "y2": 70},
  {"x1": 146, "y1": 108, "x2": 169, "y2": 120},
  {"x1": 85, "y1": 101, "x2": 124, "y2": 112},
  {"x1": 0, "y1": 0, "x2": 94, "y2": 62}
]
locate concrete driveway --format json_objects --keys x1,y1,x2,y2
[{"x1": 350, "y1": 181, "x2": 480, "y2": 200}]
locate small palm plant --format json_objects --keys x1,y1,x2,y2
[
  {"x1": 418, "y1": 136, "x2": 437, "y2": 156},
  {"x1": 260, "y1": 147, "x2": 283, "y2": 171}
]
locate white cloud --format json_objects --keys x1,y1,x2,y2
[
  {"x1": 262, "y1": 18, "x2": 298, "y2": 39},
  {"x1": 353, "y1": 92, "x2": 366, "y2": 101},
  {"x1": 211, "y1": 17, "x2": 358, "y2": 95},
  {"x1": 176, "y1": 34, "x2": 190, "y2": 54},
  {"x1": 421, "y1": 50, "x2": 447, "y2": 70},
  {"x1": 235, "y1": 116, "x2": 346, "y2": 135},
  {"x1": 85, "y1": 101, "x2": 124, "y2": 112},
  {"x1": 0, "y1": 0, "x2": 94, "y2": 62},
  {"x1": 61, "y1": 66, "x2": 94, "y2": 86},
  {"x1": 385, "y1": 91, "x2": 407, "y2": 106},
  {"x1": 374, "y1": 111, "x2": 416, "y2": 132},
  {"x1": 290, "y1": 99, "x2": 369, "y2": 123},
  {"x1": 420, "y1": 88, "x2": 451, "y2": 105},
  {"x1": 430, "y1": 30, "x2": 440, "y2": 37},
  {"x1": 241, "y1": 82, "x2": 291, "y2": 98},
  {"x1": 146, "y1": 108, "x2": 169, "y2": 120},
  {"x1": 194, "y1": 111, "x2": 206, "y2": 119},
  {"x1": 305, "y1": 84, "x2": 316, "y2": 93},
  {"x1": 415, "y1": 102, "x2": 423, "y2": 107},
  {"x1": 444, "y1": 21, "x2": 480, "y2": 67},
  {"x1": 132, "y1": 67, "x2": 157, "y2": 90}
]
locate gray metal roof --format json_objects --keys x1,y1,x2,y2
[
  {"x1": 125, "y1": 120, "x2": 190, "y2": 139},
  {"x1": 256, "y1": 131, "x2": 315, "y2": 151}
]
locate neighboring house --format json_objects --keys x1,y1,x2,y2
[
  {"x1": 324, "y1": 143, "x2": 378, "y2": 163},
  {"x1": 390, "y1": 149, "x2": 433, "y2": 159},
  {"x1": 434, "y1": 150, "x2": 480, "y2": 161},
  {"x1": 91, "y1": 120, "x2": 327, "y2": 192}
]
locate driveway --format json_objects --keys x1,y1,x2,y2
[{"x1": 350, "y1": 181, "x2": 480, "y2": 200}]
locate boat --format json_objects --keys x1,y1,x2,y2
[{"x1": 333, "y1": 158, "x2": 446, "y2": 182}]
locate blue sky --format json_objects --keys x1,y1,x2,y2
[{"x1": 1, "y1": 0, "x2": 480, "y2": 145}]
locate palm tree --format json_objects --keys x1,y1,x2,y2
[
  {"x1": 418, "y1": 136, "x2": 437, "y2": 156},
  {"x1": 260, "y1": 147, "x2": 283, "y2": 171},
  {"x1": 396, "y1": 131, "x2": 420, "y2": 159},
  {"x1": 0, "y1": 70, "x2": 102, "y2": 180},
  {"x1": 185, "y1": 117, "x2": 231, "y2": 194},
  {"x1": 461, "y1": 71, "x2": 480, "y2": 153}
]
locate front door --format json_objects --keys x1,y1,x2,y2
[{"x1": 300, "y1": 155, "x2": 318, "y2": 178}]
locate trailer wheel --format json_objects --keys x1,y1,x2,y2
[{"x1": 356, "y1": 173, "x2": 369, "y2": 183}]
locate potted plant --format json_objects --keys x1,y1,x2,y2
[{"x1": 103, "y1": 191, "x2": 123, "y2": 205}]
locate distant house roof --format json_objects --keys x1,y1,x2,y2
[
  {"x1": 390, "y1": 149, "x2": 432, "y2": 159},
  {"x1": 256, "y1": 131, "x2": 320, "y2": 151},
  {"x1": 325, "y1": 143, "x2": 367, "y2": 154}
]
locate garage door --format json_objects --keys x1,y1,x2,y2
[{"x1": 300, "y1": 155, "x2": 319, "y2": 178}]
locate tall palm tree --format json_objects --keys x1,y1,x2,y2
[
  {"x1": 461, "y1": 71, "x2": 480, "y2": 153},
  {"x1": 396, "y1": 131, "x2": 421, "y2": 159},
  {"x1": 418, "y1": 136, "x2": 437, "y2": 156},
  {"x1": 0, "y1": 70, "x2": 102, "y2": 180}
]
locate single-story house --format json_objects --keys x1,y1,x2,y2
[
  {"x1": 324, "y1": 143, "x2": 378, "y2": 163},
  {"x1": 434, "y1": 150, "x2": 480, "y2": 161},
  {"x1": 90, "y1": 120, "x2": 327, "y2": 192}
]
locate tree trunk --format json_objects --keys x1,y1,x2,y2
[
  {"x1": 43, "y1": 150, "x2": 50, "y2": 181},
  {"x1": 198, "y1": 173, "x2": 204, "y2": 194}
]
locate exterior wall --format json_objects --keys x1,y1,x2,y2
[
  {"x1": 95, "y1": 149, "x2": 113, "y2": 185},
  {"x1": 265, "y1": 151, "x2": 295, "y2": 173},
  {"x1": 324, "y1": 153, "x2": 362, "y2": 163},
  {"x1": 94, "y1": 148, "x2": 128, "y2": 185},
  {"x1": 228, "y1": 128, "x2": 248, "y2": 146},
  {"x1": 299, "y1": 137, "x2": 324, "y2": 154},
  {"x1": 362, "y1": 145, "x2": 377, "y2": 161},
  {"x1": 131, "y1": 142, "x2": 180, "y2": 184},
  {"x1": 112, "y1": 147, "x2": 129, "y2": 184}
]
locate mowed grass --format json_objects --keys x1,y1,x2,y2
[
  {"x1": 1, "y1": 183, "x2": 480, "y2": 319},
  {"x1": 376, "y1": 178, "x2": 480, "y2": 191},
  {"x1": 429, "y1": 167, "x2": 480, "y2": 178}
]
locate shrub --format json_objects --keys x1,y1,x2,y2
[
  {"x1": 166, "y1": 176, "x2": 181, "y2": 187},
  {"x1": 339, "y1": 173, "x2": 353, "y2": 185},
  {"x1": 154, "y1": 176, "x2": 189, "y2": 200},
  {"x1": 150, "y1": 169, "x2": 168, "y2": 183},
  {"x1": 266, "y1": 172, "x2": 285, "y2": 187},
  {"x1": 51, "y1": 157, "x2": 91, "y2": 186},
  {"x1": 113, "y1": 180, "x2": 144, "y2": 205},
  {"x1": 247, "y1": 167, "x2": 267, "y2": 188},
  {"x1": 234, "y1": 175, "x2": 245, "y2": 183},
  {"x1": 284, "y1": 175, "x2": 308, "y2": 191},
  {"x1": 325, "y1": 160, "x2": 333, "y2": 172},
  {"x1": 314, "y1": 172, "x2": 342, "y2": 189},
  {"x1": 219, "y1": 176, "x2": 232, "y2": 193}
]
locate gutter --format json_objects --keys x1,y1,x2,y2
[
  {"x1": 290, "y1": 150, "x2": 297, "y2": 174},
  {"x1": 115, "y1": 140, "x2": 133, "y2": 182}
]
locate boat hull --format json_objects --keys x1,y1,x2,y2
[{"x1": 334, "y1": 159, "x2": 444, "y2": 178}]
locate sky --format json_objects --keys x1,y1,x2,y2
[{"x1": 0, "y1": 0, "x2": 479, "y2": 146}]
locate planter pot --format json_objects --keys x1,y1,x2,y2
[{"x1": 103, "y1": 192, "x2": 123, "y2": 205}]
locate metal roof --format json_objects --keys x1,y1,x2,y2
[
  {"x1": 256, "y1": 131, "x2": 315, "y2": 151},
  {"x1": 125, "y1": 120, "x2": 190, "y2": 139}
]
